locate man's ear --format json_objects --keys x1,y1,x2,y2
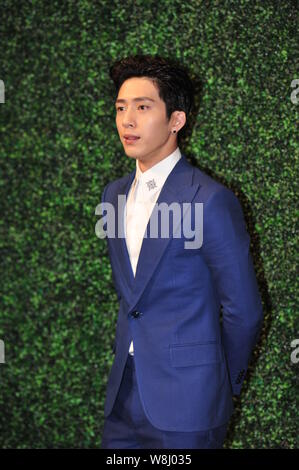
[{"x1": 171, "y1": 110, "x2": 186, "y2": 132}]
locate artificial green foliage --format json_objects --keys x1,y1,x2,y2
[{"x1": 0, "y1": 0, "x2": 297, "y2": 448}]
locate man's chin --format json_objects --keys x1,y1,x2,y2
[{"x1": 124, "y1": 149, "x2": 139, "y2": 159}]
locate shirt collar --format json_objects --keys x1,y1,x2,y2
[{"x1": 134, "y1": 147, "x2": 181, "y2": 200}]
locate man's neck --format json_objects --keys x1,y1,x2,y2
[{"x1": 137, "y1": 145, "x2": 178, "y2": 173}]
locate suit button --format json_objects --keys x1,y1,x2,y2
[
  {"x1": 131, "y1": 310, "x2": 141, "y2": 318},
  {"x1": 235, "y1": 369, "x2": 246, "y2": 384}
]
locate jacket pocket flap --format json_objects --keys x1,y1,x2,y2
[{"x1": 170, "y1": 342, "x2": 222, "y2": 367}]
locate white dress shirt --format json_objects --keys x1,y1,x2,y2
[{"x1": 125, "y1": 147, "x2": 182, "y2": 355}]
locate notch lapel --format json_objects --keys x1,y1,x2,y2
[{"x1": 109, "y1": 154, "x2": 200, "y2": 310}]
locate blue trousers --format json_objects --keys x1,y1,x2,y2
[{"x1": 101, "y1": 354, "x2": 229, "y2": 449}]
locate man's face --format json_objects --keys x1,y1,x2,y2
[{"x1": 115, "y1": 77, "x2": 179, "y2": 171}]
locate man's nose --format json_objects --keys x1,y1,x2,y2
[{"x1": 122, "y1": 108, "x2": 136, "y2": 127}]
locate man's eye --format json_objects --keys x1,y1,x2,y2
[{"x1": 116, "y1": 105, "x2": 149, "y2": 111}]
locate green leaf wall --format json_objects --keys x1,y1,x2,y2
[{"x1": 0, "y1": 0, "x2": 297, "y2": 448}]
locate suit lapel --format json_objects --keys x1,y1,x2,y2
[
  {"x1": 109, "y1": 154, "x2": 200, "y2": 310},
  {"x1": 110, "y1": 169, "x2": 136, "y2": 302}
]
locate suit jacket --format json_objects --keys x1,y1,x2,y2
[{"x1": 101, "y1": 153, "x2": 263, "y2": 432}]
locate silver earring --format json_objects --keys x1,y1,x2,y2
[{"x1": 172, "y1": 130, "x2": 177, "y2": 134}]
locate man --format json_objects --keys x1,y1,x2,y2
[{"x1": 100, "y1": 55, "x2": 263, "y2": 449}]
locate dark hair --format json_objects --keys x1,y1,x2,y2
[{"x1": 109, "y1": 54, "x2": 195, "y2": 140}]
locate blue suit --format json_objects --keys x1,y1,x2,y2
[{"x1": 101, "y1": 153, "x2": 263, "y2": 433}]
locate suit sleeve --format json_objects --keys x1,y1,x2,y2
[{"x1": 201, "y1": 187, "x2": 263, "y2": 396}]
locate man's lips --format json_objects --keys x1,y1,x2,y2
[{"x1": 123, "y1": 135, "x2": 140, "y2": 144}]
